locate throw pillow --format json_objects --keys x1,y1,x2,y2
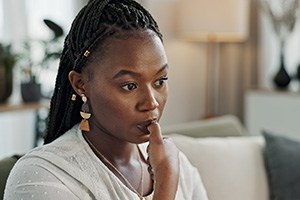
[{"x1": 263, "y1": 131, "x2": 300, "y2": 200}]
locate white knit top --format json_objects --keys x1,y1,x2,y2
[{"x1": 4, "y1": 124, "x2": 208, "y2": 200}]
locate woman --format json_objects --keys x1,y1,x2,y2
[{"x1": 4, "y1": 0, "x2": 208, "y2": 199}]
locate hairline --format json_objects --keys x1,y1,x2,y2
[{"x1": 84, "y1": 29, "x2": 162, "y2": 81}]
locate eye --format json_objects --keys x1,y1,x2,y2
[
  {"x1": 121, "y1": 83, "x2": 137, "y2": 91},
  {"x1": 154, "y1": 77, "x2": 168, "y2": 87}
]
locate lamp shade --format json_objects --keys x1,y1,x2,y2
[{"x1": 177, "y1": 0, "x2": 250, "y2": 42}]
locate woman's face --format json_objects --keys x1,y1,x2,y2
[{"x1": 84, "y1": 30, "x2": 168, "y2": 144}]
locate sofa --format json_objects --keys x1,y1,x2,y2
[
  {"x1": 163, "y1": 115, "x2": 300, "y2": 200},
  {"x1": 1, "y1": 115, "x2": 299, "y2": 200},
  {"x1": 162, "y1": 115, "x2": 269, "y2": 200},
  {"x1": 0, "y1": 155, "x2": 21, "y2": 200}
]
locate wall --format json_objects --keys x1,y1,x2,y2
[
  {"x1": 0, "y1": 111, "x2": 36, "y2": 159},
  {"x1": 146, "y1": 0, "x2": 207, "y2": 126}
]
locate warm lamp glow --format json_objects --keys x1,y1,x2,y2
[
  {"x1": 176, "y1": 0, "x2": 250, "y2": 117},
  {"x1": 177, "y1": 0, "x2": 250, "y2": 42}
]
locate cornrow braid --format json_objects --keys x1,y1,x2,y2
[{"x1": 44, "y1": 0, "x2": 163, "y2": 144}]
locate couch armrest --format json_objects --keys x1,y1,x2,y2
[
  {"x1": 0, "y1": 155, "x2": 22, "y2": 199},
  {"x1": 162, "y1": 115, "x2": 247, "y2": 137}
]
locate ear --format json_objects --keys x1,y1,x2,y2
[{"x1": 68, "y1": 70, "x2": 88, "y2": 95}]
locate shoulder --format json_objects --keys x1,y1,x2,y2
[
  {"x1": 24, "y1": 124, "x2": 83, "y2": 160},
  {"x1": 10, "y1": 124, "x2": 91, "y2": 181},
  {"x1": 5, "y1": 125, "x2": 97, "y2": 198},
  {"x1": 4, "y1": 156, "x2": 89, "y2": 200}
]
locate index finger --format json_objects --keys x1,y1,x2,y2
[{"x1": 148, "y1": 122, "x2": 163, "y2": 144}]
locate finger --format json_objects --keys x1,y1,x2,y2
[{"x1": 148, "y1": 122, "x2": 163, "y2": 144}]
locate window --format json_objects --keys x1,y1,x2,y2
[{"x1": 0, "y1": 0, "x2": 3, "y2": 40}]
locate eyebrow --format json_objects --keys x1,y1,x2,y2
[{"x1": 112, "y1": 64, "x2": 169, "y2": 79}]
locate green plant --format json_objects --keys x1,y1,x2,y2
[
  {"x1": 0, "y1": 43, "x2": 19, "y2": 70},
  {"x1": 19, "y1": 19, "x2": 64, "y2": 83},
  {"x1": 41, "y1": 19, "x2": 64, "y2": 68},
  {"x1": 259, "y1": 0, "x2": 300, "y2": 50},
  {"x1": 0, "y1": 43, "x2": 19, "y2": 102}
]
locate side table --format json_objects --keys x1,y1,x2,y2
[{"x1": 244, "y1": 89, "x2": 300, "y2": 137}]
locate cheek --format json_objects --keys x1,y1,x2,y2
[
  {"x1": 162, "y1": 85, "x2": 169, "y2": 102},
  {"x1": 90, "y1": 90, "x2": 131, "y2": 120},
  {"x1": 158, "y1": 88, "x2": 168, "y2": 110},
  {"x1": 161, "y1": 95, "x2": 168, "y2": 109}
]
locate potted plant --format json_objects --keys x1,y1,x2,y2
[
  {"x1": 0, "y1": 43, "x2": 19, "y2": 103},
  {"x1": 19, "y1": 19, "x2": 64, "y2": 102},
  {"x1": 19, "y1": 40, "x2": 42, "y2": 102}
]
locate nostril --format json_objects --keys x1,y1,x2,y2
[
  {"x1": 148, "y1": 100, "x2": 159, "y2": 111},
  {"x1": 137, "y1": 88, "x2": 160, "y2": 111}
]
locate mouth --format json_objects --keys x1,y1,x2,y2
[{"x1": 137, "y1": 119, "x2": 157, "y2": 134}]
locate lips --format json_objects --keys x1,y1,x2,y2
[{"x1": 137, "y1": 119, "x2": 156, "y2": 134}]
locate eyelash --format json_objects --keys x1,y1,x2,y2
[
  {"x1": 120, "y1": 76, "x2": 169, "y2": 91},
  {"x1": 154, "y1": 77, "x2": 168, "y2": 87},
  {"x1": 121, "y1": 82, "x2": 137, "y2": 91}
]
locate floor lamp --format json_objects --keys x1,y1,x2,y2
[{"x1": 177, "y1": 0, "x2": 250, "y2": 118}]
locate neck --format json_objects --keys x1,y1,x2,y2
[
  {"x1": 82, "y1": 130, "x2": 153, "y2": 197},
  {"x1": 83, "y1": 122, "x2": 138, "y2": 163}
]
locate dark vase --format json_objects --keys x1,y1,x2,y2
[
  {"x1": 273, "y1": 53, "x2": 291, "y2": 89},
  {"x1": 21, "y1": 82, "x2": 41, "y2": 102},
  {"x1": 296, "y1": 64, "x2": 300, "y2": 80},
  {"x1": 0, "y1": 66, "x2": 13, "y2": 103}
]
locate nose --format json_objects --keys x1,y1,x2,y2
[{"x1": 137, "y1": 86, "x2": 159, "y2": 112}]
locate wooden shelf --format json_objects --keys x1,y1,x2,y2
[{"x1": 0, "y1": 100, "x2": 50, "y2": 113}]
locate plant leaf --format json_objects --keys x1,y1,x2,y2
[{"x1": 43, "y1": 19, "x2": 64, "y2": 39}]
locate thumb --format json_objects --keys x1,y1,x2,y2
[{"x1": 148, "y1": 122, "x2": 163, "y2": 144}]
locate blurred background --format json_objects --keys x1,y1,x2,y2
[{"x1": 1, "y1": 0, "x2": 300, "y2": 159}]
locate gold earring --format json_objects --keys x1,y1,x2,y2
[
  {"x1": 84, "y1": 50, "x2": 90, "y2": 57},
  {"x1": 80, "y1": 94, "x2": 91, "y2": 131},
  {"x1": 71, "y1": 94, "x2": 77, "y2": 101}
]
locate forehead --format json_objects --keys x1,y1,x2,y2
[{"x1": 87, "y1": 30, "x2": 167, "y2": 73}]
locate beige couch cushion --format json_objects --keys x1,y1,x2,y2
[{"x1": 170, "y1": 134, "x2": 269, "y2": 200}]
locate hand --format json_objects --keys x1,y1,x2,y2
[{"x1": 147, "y1": 122, "x2": 179, "y2": 185}]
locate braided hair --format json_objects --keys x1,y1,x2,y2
[{"x1": 44, "y1": 0, "x2": 163, "y2": 144}]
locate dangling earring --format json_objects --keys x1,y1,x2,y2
[{"x1": 80, "y1": 94, "x2": 91, "y2": 131}]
